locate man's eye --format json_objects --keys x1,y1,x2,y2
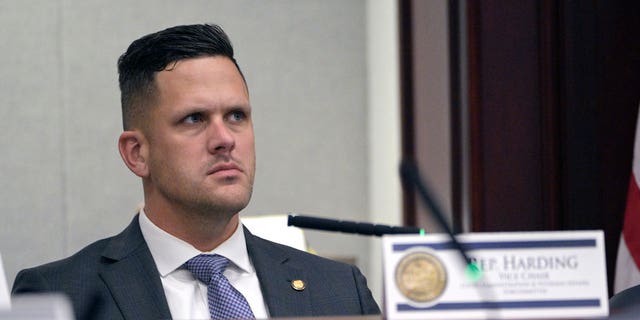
[
  {"x1": 183, "y1": 113, "x2": 204, "y2": 124},
  {"x1": 228, "y1": 111, "x2": 246, "y2": 122}
]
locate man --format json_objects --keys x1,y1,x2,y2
[{"x1": 12, "y1": 24, "x2": 380, "y2": 320}]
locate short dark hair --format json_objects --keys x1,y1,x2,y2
[{"x1": 117, "y1": 23, "x2": 244, "y2": 130}]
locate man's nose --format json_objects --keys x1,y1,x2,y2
[{"x1": 207, "y1": 119, "x2": 235, "y2": 153}]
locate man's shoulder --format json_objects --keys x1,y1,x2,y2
[
  {"x1": 246, "y1": 231, "x2": 355, "y2": 271},
  {"x1": 246, "y1": 230, "x2": 382, "y2": 315},
  {"x1": 13, "y1": 236, "x2": 114, "y2": 289},
  {"x1": 27, "y1": 237, "x2": 112, "y2": 274},
  {"x1": 13, "y1": 215, "x2": 144, "y2": 293}
]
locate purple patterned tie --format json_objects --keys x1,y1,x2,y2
[{"x1": 186, "y1": 254, "x2": 256, "y2": 319}]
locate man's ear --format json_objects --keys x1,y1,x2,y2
[{"x1": 118, "y1": 131, "x2": 149, "y2": 178}]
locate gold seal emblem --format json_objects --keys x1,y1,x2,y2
[{"x1": 395, "y1": 251, "x2": 447, "y2": 303}]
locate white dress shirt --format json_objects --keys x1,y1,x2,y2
[{"x1": 138, "y1": 210, "x2": 269, "y2": 319}]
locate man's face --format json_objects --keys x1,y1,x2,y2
[{"x1": 143, "y1": 56, "x2": 255, "y2": 216}]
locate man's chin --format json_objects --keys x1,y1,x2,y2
[
  {"x1": 205, "y1": 191, "x2": 251, "y2": 213},
  {"x1": 182, "y1": 183, "x2": 251, "y2": 211}
]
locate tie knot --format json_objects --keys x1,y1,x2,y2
[{"x1": 185, "y1": 254, "x2": 230, "y2": 284}]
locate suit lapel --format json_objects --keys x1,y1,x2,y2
[
  {"x1": 95, "y1": 217, "x2": 315, "y2": 318},
  {"x1": 244, "y1": 227, "x2": 313, "y2": 317},
  {"x1": 99, "y1": 215, "x2": 172, "y2": 320}
]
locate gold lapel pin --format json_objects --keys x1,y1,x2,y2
[{"x1": 291, "y1": 279, "x2": 306, "y2": 291}]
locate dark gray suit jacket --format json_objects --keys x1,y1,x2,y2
[{"x1": 12, "y1": 215, "x2": 381, "y2": 319}]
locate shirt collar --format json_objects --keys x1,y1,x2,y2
[{"x1": 138, "y1": 209, "x2": 254, "y2": 277}]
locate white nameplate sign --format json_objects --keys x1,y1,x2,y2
[{"x1": 382, "y1": 231, "x2": 608, "y2": 319}]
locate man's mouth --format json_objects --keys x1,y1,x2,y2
[{"x1": 207, "y1": 162, "x2": 242, "y2": 175}]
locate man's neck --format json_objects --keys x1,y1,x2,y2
[{"x1": 143, "y1": 201, "x2": 239, "y2": 252}]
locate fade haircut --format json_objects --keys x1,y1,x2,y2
[{"x1": 117, "y1": 23, "x2": 245, "y2": 130}]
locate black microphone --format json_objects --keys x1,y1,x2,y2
[
  {"x1": 287, "y1": 214, "x2": 422, "y2": 237},
  {"x1": 399, "y1": 159, "x2": 481, "y2": 280}
]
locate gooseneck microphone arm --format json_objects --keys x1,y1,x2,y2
[
  {"x1": 287, "y1": 214, "x2": 421, "y2": 237},
  {"x1": 400, "y1": 160, "x2": 479, "y2": 277}
]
